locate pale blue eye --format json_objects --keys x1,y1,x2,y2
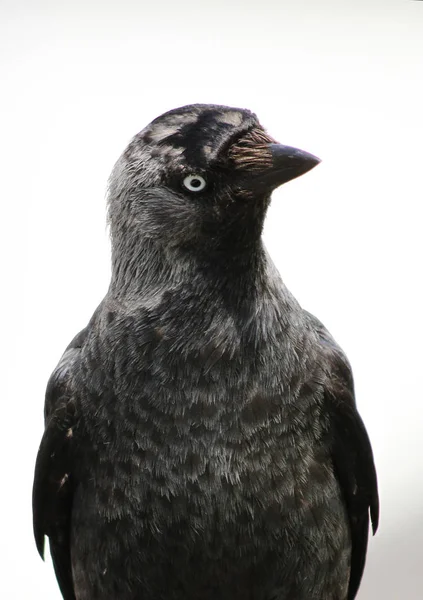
[{"x1": 183, "y1": 174, "x2": 207, "y2": 192}]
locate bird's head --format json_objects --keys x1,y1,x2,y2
[{"x1": 108, "y1": 104, "x2": 319, "y2": 271}]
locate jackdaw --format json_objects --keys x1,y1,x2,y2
[{"x1": 33, "y1": 104, "x2": 378, "y2": 600}]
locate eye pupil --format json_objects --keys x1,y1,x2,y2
[{"x1": 182, "y1": 174, "x2": 207, "y2": 192}]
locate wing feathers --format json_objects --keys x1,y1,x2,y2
[
  {"x1": 32, "y1": 323, "x2": 91, "y2": 599},
  {"x1": 306, "y1": 311, "x2": 379, "y2": 599}
]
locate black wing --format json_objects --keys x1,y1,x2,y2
[
  {"x1": 306, "y1": 312, "x2": 379, "y2": 600},
  {"x1": 33, "y1": 327, "x2": 89, "y2": 600}
]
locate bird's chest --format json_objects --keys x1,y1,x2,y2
[
  {"x1": 80, "y1": 301, "x2": 324, "y2": 524},
  {"x1": 74, "y1": 308, "x2": 338, "y2": 600}
]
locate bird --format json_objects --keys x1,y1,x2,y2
[{"x1": 33, "y1": 103, "x2": 378, "y2": 600}]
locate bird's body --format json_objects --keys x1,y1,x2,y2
[{"x1": 33, "y1": 104, "x2": 378, "y2": 600}]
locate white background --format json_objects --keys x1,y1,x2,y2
[{"x1": 2, "y1": 0, "x2": 422, "y2": 598}]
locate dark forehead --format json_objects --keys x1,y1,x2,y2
[{"x1": 141, "y1": 104, "x2": 259, "y2": 166}]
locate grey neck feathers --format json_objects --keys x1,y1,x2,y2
[{"x1": 108, "y1": 224, "x2": 269, "y2": 303}]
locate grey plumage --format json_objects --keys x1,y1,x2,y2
[{"x1": 33, "y1": 104, "x2": 378, "y2": 600}]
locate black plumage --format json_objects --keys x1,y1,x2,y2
[{"x1": 33, "y1": 104, "x2": 378, "y2": 600}]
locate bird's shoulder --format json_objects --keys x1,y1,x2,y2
[
  {"x1": 44, "y1": 302, "x2": 104, "y2": 418},
  {"x1": 304, "y1": 310, "x2": 354, "y2": 393}
]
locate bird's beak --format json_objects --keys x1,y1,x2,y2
[{"x1": 249, "y1": 144, "x2": 321, "y2": 193}]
